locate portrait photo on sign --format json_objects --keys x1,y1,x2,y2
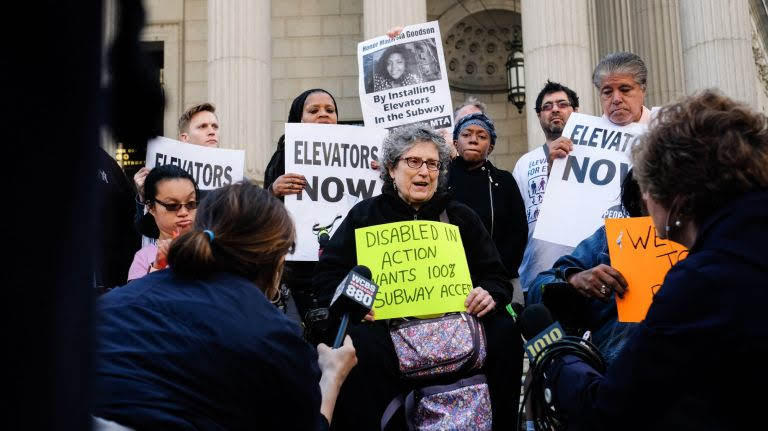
[{"x1": 363, "y1": 39, "x2": 441, "y2": 94}]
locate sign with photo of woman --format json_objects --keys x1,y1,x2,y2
[{"x1": 358, "y1": 21, "x2": 453, "y2": 131}]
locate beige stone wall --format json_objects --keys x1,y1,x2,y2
[
  {"x1": 752, "y1": 19, "x2": 768, "y2": 113},
  {"x1": 142, "y1": 0, "x2": 768, "y2": 174},
  {"x1": 142, "y1": 0, "x2": 531, "y2": 172},
  {"x1": 143, "y1": 0, "x2": 209, "y2": 138},
  {"x1": 451, "y1": 91, "x2": 528, "y2": 172},
  {"x1": 184, "y1": 0, "x2": 209, "y2": 110},
  {"x1": 271, "y1": 0, "x2": 365, "y2": 149}
]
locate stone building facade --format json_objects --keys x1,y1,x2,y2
[{"x1": 117, "y1": 0, "x2": 768, "y2": 181}]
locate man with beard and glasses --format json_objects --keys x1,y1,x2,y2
[{"x1": 512, "y1": 81, "x2": 580, "y2": 292}]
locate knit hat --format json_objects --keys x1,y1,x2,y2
[{"x1": 453, "y1": 112, "x2": 497, "y2": 148}]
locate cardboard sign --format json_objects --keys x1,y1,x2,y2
[
  {"x1": 357, "y1": 21, "x2": 453, "y2": 131},
  {"x1": 354, "y1": 220, "x2": 472, "y2": 320},
  {"x1": 533, "y1": 113, "x2": 647, "y2": 247},
  {"x1": 145, "y1": 136, "x2": 245, "y2": 190},
  {"x1": 605, "y1": 217, "x2": 688, "y2": 322},
  {"x1": 284, "y1": 123, "x2": 388, "y2": 261}
]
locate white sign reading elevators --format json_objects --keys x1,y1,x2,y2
[
  {"x1": 533, "y1": 113, "x2": 648, "y2": 248},
  {"x1": 357, "y1": 21, "x2": 454, "y2": 131},
  {"x1": 284, "y1": 123, "x2": 388, "y2": 261},
  {"x1": 146, "y1": 136, "x2": 245, "y2": 190}
]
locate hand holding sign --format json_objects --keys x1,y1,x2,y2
[
  {"x1": 605, "y1": 217, "x2": 688, "y2": 322},
  {"x1": 271, "y1": 173, "x2": 308, "y2": 197},
  {"x1": 546, "y1": 136, "x2": 574, "y2": 166},
  {"x1": 465, "y1": 287, "x2": 495, "y2": 317},
  {"x1": 566, "y1": 264, "x2": 627, "y2": 302},
  {"x1": 133, "y1": 166, "x2": 151, "y2": 199}
]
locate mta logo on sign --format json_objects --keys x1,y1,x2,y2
[{"x1": 428, "y1": 115, "x2": 452, "y2": 129}]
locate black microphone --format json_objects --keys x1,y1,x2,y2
[
  {"x1": 329, "y1": 265, "x2": 379, "y2": 348},
  {"x1": 519, "y1": 304, "x2": 565, "y2": 363}
]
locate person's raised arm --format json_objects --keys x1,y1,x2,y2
[
  {"x1": 316, "y1": 336, "x2": 357, "y2": 424},
  {"x1": 546, "y1": 137, "x2": 573, "y2": 177}
]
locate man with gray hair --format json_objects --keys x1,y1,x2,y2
[
  {"x1": 517, "y1": 53, "x2": 652, "y2": 292},
  {"x1": 593, "y1": 51, "x2": 651, "y2": 126},
  {"x1": 453, "y1": 96, "x2": 487, "y2": 121}
]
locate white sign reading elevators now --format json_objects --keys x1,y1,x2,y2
[
  {"x1": 533, "y1": 113, "x2": 648, "y2": 248},
  {"x1": 357, "y1": 21, "x2": 454, "y2": 132},
  {"x1": 284, "y1": 123, "x2": 388, "y2": 261}
]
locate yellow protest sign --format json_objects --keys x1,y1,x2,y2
[
  {"x1": 605, "y1": 217, "x2": 688, "y2": 322},
  {"x1": 354, "y1": 220, "x2": 472, "y2": 320}
]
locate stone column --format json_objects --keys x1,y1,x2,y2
[
  {"x1": 595, "y1": 0, "x2": 634, "y2": 55},
  {"x1": 630, "y1": 0, "x2": 685, "y2": 107},
  {"x1": 363, "y1": 0, "x2": 426, "y2": 39},
  {"x1": 521, "y1": 0, "x2": 595, "y2": 150},
  {"x1": 680, "y1": 0, "x2": 757, "y2": 107},
  {"x1": 208, "y1": 0, "x2": 271, "y2": 181}
]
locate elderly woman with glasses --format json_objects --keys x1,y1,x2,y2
[{"x1": 314, "y1": 125, "x2": 521, "y2": 430}]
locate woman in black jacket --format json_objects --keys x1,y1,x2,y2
[
  {"x1": 448, "y1": 113, "x2": 528, "y2": 295},
  {"x1": 264, "y1": 88, "x2": 339, "y2": 321},
  {"x1": 94, "y1": 182, "x2": 357, "y2": 430},
  {"x1": 314, "y1": 125, "x2": 522, "y2": 430},
  {"x1": 543, "y1": 91, "x2": 768, "y2": 429}
]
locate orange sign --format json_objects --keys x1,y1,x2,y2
[{"x1": 605, "y1": 217, "x2": 688, "y2": 322}]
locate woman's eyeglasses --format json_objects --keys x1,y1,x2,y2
[
  {"x1": 399, "y1": 157, "x2": 442, "y2": 171},
  {"x1": 153, "y1": 200, "x2": 197, "y2": 212}
]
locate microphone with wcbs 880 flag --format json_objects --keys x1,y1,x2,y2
[{"x1": 329, "y1": 265, "x2": 379, "y2": 348}]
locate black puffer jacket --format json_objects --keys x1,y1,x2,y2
[
  {"x1": 314, "y1": 184, "x2": 513, "y2": 307},
  {"x1": 448, "y1": 157, "x2": 528, "y2": 277}
]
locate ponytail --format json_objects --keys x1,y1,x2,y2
[
  {"x1": 167, "y1": 230, "x2": 217, "y2": 279},
  {"x1": 167, "y1": 182, "x2": 295, "y2": 290}
]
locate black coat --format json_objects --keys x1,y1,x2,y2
[
  {"x1": 550, "y1": 190, "x2": 768, "y2": 430},
  {"x1": 314, "y1": 184, "x2": 513, "y2": 307},
  {"x1": 96, "y1": 148, "x2": 141, "y2": 291},
  {"x1": 313, "y1": 185, "x2": 521, "y2": 430},
  {"x1": 94, "y1": 271, "x2": 328, "y2": 430},
  {"x1": 447, "y1": 157, "x2": 528, "y2": 277}
]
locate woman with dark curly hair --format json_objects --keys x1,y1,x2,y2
[
  {"x1": 540, "y1": 90, "x2": 768, "y2": 429},
  {"x1": 372, "y1": 45, "x2": 422, "y2": 91}
]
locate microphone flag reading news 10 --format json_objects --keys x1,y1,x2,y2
[
  {"x1": 605, "y1": 216, "x2": 688, "y2": 322},
  {"x1": 519, "y1": 304, "x2": 565, "y2": 363},
  {"x1": 354, "y1": 220, "x2": 472, "y2": 320}
]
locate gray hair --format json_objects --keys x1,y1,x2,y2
[
  {"x1": 453, "y1": 96, "x2": 487, "y2": 120},
  {"x1": 379, "y1": 124, "x2": 452, "y2": 188},
  {"x1": 592, "y1": 52, "x2": 648, "y2": 90}
]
